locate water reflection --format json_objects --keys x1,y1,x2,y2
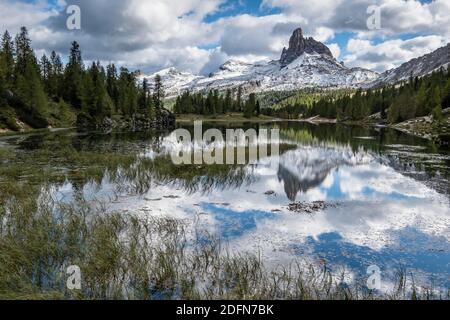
[{"x1": 1, "y1": 122, "x2": 449, "y2": 290}]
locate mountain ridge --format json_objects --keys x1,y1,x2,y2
[
  {"x1": 373, "y1": 43, "x2": 450, "y2": 86},
  {"x1": 143, "y1": 29, "x2": 450, "y2": 98}
]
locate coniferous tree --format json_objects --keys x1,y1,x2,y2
[
  {"x1": 0, "y1": 30, "x2": 15, "y2": 88},
  {"x1": 40, "y1": 54, "x2": 51, "y2": 94},
  {"x1": 431, "y1": 85, "x2": 443, "y2": 122},
  {"x1": 153, "y1": 74, "x2": 164, "y2": 111},
  {"x1": 13, "y1": 27, "x2": 47, "y2": 117},
  {"x1": 244, "y1": 93, "x2": 257, "y2": 118},
  {"x1": 106, "y1": 63, "x2": 119, "y2": 111},
  {"x1": 86, "y1": 61, "x2": 111, "y2": 119},
  {"x1": 442, "y1": 77, "x2": 450, "y2": 109},
  {"x1": 64, "y1": 41, "x2": 85, "y2": 109},
  {"x1": 14, "y1": 27, "x2": 37, "y2": 77},
  {"x1": 415, "y1": 82, "x2": 427, "y2": 117},
  {"x1": 48, "y1": 51, "x2": 63, "y2": 99},
  {"x1": 224, "y1": 89, "x2": 232, "y2": 114},
  {"x1": 235, "y1": 86, "x2": 242, "y2": 112}
]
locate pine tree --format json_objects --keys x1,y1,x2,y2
[
  {"x1": 40, "y1": 54, "x2": 51, "y2": 94},
  {"x1": 235, "y1": 86, "x2": 242, "y2": 112},
  {"x1": 244, "y1": 93, "x2": 256, "y2": 118},
  {"x1": 64, "y1": 41, "x2": 85, "y2": 109},
  {"x1": 106, "y1": 63, "x2": 119, "y2": 112},
  {"x1": 117, "y1": 67, "x2": 138, "y2": 117},
  {"x1": 86, "y1": 61, "x2": 110, "y2": 119},
  {"x1": 0, "y1": 30, "x2": 15, "y2": 88},
  {"x1": 48, "y1": 51, "x2": 63, "y2": 98},
  {"x1": 13, "y1": 27, "x2": 47, "y2": 117},
  {"x1": 387, "y1": 102, "x2": 400, "y2": 124},
  {"x1": 398, "y1": 89, "x2": 416, "y2": 121},
  {"x1": 224, "y1": 89, "x2": 232, "y2": 114},
  {"x1": 442, "y1": 77, "x2": 450, "y2": 109},
  {"x1": 431, "y1": 85, "x2": 443, "y2": 122},
  {"x1": 415, "y1": 81, "x2": 427, "y2": 117},
  {"x1": 153, "y1": 74, "x2": 164, "y2": 111},
  {"x1": 14, "y1": 27, "x2": 37, "y2": 77},
  {"x1": 138, "y1": 78, "x2": 151, "y2": 115}
]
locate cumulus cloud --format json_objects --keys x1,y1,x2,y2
[
  {"x1": 0, "y1": 0, "x2": 448, "y2": 74},
  {"x1": 200, "y1": 48, "x2": 229, "y2": 76},
  {"x1": 344, "y1": 35, "x2": 447, "y2": 72},
  {"x1": 327, "y1": 43, "x2": 341, "y2": 60}
]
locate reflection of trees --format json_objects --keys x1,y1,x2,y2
[
  {"x1": 109, "y1": 156, "x2": 257, "y2": 195},
  {"x1": 385, "y1": 154, "x2": 450, "y2": 196},
  {"x1": 2, "y1": 123, "x2": 449, "y2": 202}
]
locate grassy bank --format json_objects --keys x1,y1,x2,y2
[{"x1": 391, "y1": 108, "x2": 450, "y2": 142}]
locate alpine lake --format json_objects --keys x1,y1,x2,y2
[{"x1": 0, "y1": 121, "x2": 449, "y2": 297}]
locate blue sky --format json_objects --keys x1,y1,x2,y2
[
  {"x1": 203, "y1": 0, "x2": 282, "y2": 23},
  {"x1": 0, "y1": 0, "x2": 448, "y2": 74}
]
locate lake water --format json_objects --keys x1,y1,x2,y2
[{"x1": 1, "y1": 122, "x2": 449, "y2": 291}]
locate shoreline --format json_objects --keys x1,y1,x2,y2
[
  {"x1": 2, "y1": 113, "x2": 448, "y2": 145},
  {"x1": 175, "y1": 113, "x2": 280, "y2": 123},
  {"x1": 0, "y1": 127, "x2": 75, "y2": 138}
]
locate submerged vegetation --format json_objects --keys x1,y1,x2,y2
[
  {"x1": 0, "y1": 127, "x2": 449, "y2": 300},
  {"x1": 1, "y1": 191, "x2": 447, "y2": 300}
]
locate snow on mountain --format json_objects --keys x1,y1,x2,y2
[
  {"x1": 141, "y1": 67, "x2": 202, "y2": 97},
  {"x1": 371, "y1": 43, "x2": 450, "y2": 86},
  {"x1": 143, "y1": 28, "x2": 379, "y2": 98}
]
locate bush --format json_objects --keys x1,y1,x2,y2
[{"x1": 0, "y1": 103, "x2": 19, "y2": 131}]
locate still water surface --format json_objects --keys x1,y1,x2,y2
[{"x1": 1, "y1": 122, "x2": 449, "y2": 289}]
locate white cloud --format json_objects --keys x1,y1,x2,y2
[
  {"x1": 0, "y1": 0, "x2": 448, "y2": 74},
  {"x1": 345, "y1": 35, "x2": 447, "y2": 72},
  {"x1": 328, "y1": 43, "x2": 341, "y2": 60}
]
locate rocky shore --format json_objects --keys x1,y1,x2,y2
[{"x1": 76, "y1": 108, "x2": 176, "y2": 132}]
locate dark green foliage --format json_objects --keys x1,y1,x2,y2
[
  {"x1": 0, "y1": 27, "x2": 161, "y2": 131},
  {"x1": 49, "y1": 51, "x2": 63, "y2": 98},
  {"x1": 244, "y1": 93, "x2": 257, "y2": 118},
  {"x1": 117, "y1": 67, "x2": 138, "y2": 117},
  {"x1": 0, "y1": 31, "x2": 14, "y2": 88},
  {"x1": 85, "y1": 61, "x2": 112, "y2": 120},
  {"x1": 63, "y1": 41, "x2": 86, "y2": 109},
  {"x1": 173, "y1": 88, "x2": 261, "y2": 117},
  {"x1": 266, "y1": 67, "x2": 450, "y2": 124},
  {"x1": 153, "y1": 74, "x2": 164, "y2": 111}
]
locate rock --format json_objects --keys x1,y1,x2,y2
[
  {"x1": 287, "y1": 201, "x2": 338, "y2": 214},
  {"x1": 437, "y1": 133, "x2": 450, "y2": 146},
  {"x1": 280, "y1": 28, "x2": 333, "y2": 67},
  {"x1": 374, "y1": 43, "x2": 450, "y2": 85},
  {"x1": 163, "y1": 195, "x2": 180, "y2": 199}
]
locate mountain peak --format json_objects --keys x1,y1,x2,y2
[{"x1": 280, "y1": 27, "x2": 333, "y2": 67}]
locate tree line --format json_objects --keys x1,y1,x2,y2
[
  {"x1": 0, "y1": 27, "x2": 164, "y2": 130},
  {"x1": 263, "y1": 67, "x2": 450, "y2": 123},
  {"x1": 173, "y1": 87, "x2": 261, "y2": 118}
]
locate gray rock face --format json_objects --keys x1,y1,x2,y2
[
  {"x1": 280, "y1": 28, "x2": 333, "y2": 67},
  {"x1": 374, "y1": 43, "x2": 450, "y2": 86}
]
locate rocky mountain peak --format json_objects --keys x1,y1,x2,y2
[{"x1": 280, "y1": 27, "x2": 333, "y2": 67}]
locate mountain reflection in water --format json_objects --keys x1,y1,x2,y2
[{"x1": 1, "y1": 122, "x2": 449, "y2": 290}]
